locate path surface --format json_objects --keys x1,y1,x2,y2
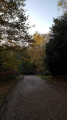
[{"x1": 0, "y1": 75, "x2": 67, "y2": 120}]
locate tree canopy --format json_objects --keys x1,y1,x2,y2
[
  {"x1": 58, "y1": 0, "x2": 67, "y2": 12},
  {"x1": 45, "y1": 14, "x2": 67, "y2": 76},
  {"x1": 0, "y1": 0, "x2": 31, "y2": 49}
]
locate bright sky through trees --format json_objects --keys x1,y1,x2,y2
[{"x1": 25, "y1": 0, "x2": 63, "y2": 35}]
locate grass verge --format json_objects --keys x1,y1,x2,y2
[
  {"x1": 38, "y1": 74, "x2": 67, "y2": 86},
  {"x1": 38, "y1": 74, "x2": 52, "y2": 82}
]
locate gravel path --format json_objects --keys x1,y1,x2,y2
[{"x1": 0, "y1": 75, "x2": 67, "y2": 120}]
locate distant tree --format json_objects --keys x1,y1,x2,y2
[
  {"x1": 17, "y1": 47, "x2": 35, "y2": 74},
  {"x1": 27, "y1": 32, "x2": 46, "y2": 73},
  {"x1": 0, "y1": 0, "x2": 31, "y2": 49},
  {"x1": 33, "y1": 32, "x2": 45, "y2": 46},
  {"x1": 45, "y1": 14, "x2": 67, "y2": 76},
  {"x1": 19, "y1": 60, "x2": 35, "y2": 74}
]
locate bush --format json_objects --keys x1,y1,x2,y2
[
  {"x1": 0, "y1": 70, "x2": 19, "y2": 81},
  {"x1": 19, "y1": 60, "x2": 36, "y2": 75}
]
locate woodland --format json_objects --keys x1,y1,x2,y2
[{"x1": 0, "y1": 0, "x2": 67, "y2": 81}]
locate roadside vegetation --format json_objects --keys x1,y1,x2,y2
[
  {"x1": 38, "y1": 74, "x2": 67, "y2": 86},
  {"x1": 0, "y1": 72, "x2": 22, "y2": 105},
  {"x1": 0, "y1": 0, "x2": 67, "y2": 105}
]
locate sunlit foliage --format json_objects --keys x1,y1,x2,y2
[
  {"x1": 0, "y1": 50, "x2": 21, "y2": 71},
  {"x1": 27, "y1": 32, "x2": 46, "y2": 74},
  {"x1": 58, "y1": 0, "x2": 67, "y2": 12}
]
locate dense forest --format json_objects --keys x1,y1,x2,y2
[{"x1": 0, "y1": 0, "x2": 67, "y2": 81}]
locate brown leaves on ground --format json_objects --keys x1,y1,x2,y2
[
  {"x1": 0, "y1": 71, "x2": 20, "y2": 105},
  {"x1": 51, "y1": 76, "x2": 67, "y2": 86}
]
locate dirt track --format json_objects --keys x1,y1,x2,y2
[{"x1": 0, "y1": 75, "x2": 67, "y2": 120}]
